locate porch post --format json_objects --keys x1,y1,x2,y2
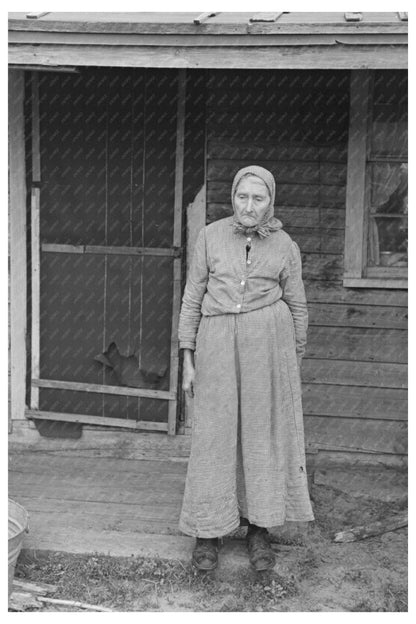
[{"x1": 8, "y1": 69, "x2": 27, "y2": 429}]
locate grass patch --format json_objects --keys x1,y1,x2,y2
[{"x1": 15, "y1": 550, "x2": 297, "y2": 612}]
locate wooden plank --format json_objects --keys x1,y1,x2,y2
[
  {"x1": 284, "y1": 227, "x2": 344, "y2": 254},
  {"x1": 26, "y1": 409, "x2": 168, "y2": 432},
  {"x1": 168, "y1": 69, "x2": 186, "y2": 436},
  {"x1": 207, "y1": 139, "x2": 348, "y2": 163},
  {"x1": 6, "y1": 30, "x2": 357, "y2": 48},
  {"x1": 8, "y1": 13, "x2": 408, "y2": 34},
  {"x1": 8, "y1": 69, "x2": 27, "y2": 425},
  {"x1": 306, "y1": 326, "x2": 407, "y2": 363},
  {"x1": 41, "y1": 243, "x2": 180, "y2": 256},
  {"x1": 8, "y1": 44, "x2": 409, "y2": 70},
  {"x1": 343, "y1": 277, "x2": 408, "y2": 289},
  {"x1": 308, "y1": 302, "x2": 407, "y2": 329},
  {"x1": 302, "y1": 383, "x2": 407, "y2": 421},
  {"x1": 343, "y1": 70, "x2": 371, "y2": 280},
  {"x1": 30, "y1": 187, "x2": 40, "y2": 411},
  {"x1": 207, "y1": 181, "x2": 345, "y2": 206},
  {"x1": 301, "y1": 254, "x2": 344, "y2": 281},
  {"x1": 302, "y1": 359, "x2": 407, "y2": 389},
  {"x1": 305, "y1": 282, "x2": 408, "y2": 306},
  {"x1": 207, "y1": 204, "x2": 345, "y2": 228},
  {"x1": 208, "y1": 160, "x2": 346, "y2": 186},
  {"x1": 32, "y1": 378, "x2": 176, "y2": 400},
  {"x1": 304, "y1": 415, "x2": 407, "y2": 454}
]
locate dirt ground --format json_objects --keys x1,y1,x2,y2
[{"x1": 12, "y1": 467, "x2": 408, "y2": 612}]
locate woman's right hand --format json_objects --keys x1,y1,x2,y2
[{"x1": 182, "y1": 349, "x2": 195, "y2": 398}]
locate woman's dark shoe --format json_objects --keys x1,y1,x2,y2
[
  {"x1": 246, "y1": 525, "x2": 276, "y2": 572},
  {"x1": 192, "y1": 537, "x2": 219, "y2": 571}
]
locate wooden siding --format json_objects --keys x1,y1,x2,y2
[{"x1": 205, "y1": 69, "x2": 407, "y2": 459}]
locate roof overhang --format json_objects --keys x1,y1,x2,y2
[{"x1": 8, "y1": 12, "x2": 408, "y2": 70}]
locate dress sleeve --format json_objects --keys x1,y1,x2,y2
[
  {"x1": 178, "y1": 227, "x2": 209, "y2": 350},
  {"x1": 280, "y1": 240, "x2": 308, "y2": 361}
]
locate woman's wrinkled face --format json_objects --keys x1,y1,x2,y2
[{"x1": 234, "y1": 175, "x2": 271, "y2": 227}]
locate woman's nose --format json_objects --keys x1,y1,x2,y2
[{"x1": 246, "y1": 198, "x2": 254, "y2": 212}]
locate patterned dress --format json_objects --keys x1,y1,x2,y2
[{"x1": 178, "y1": 216, "x2": 314, "y2": 538}]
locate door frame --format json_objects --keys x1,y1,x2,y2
[{"x1": 25, "y1": 68, "x2": 186, "y2": 435}]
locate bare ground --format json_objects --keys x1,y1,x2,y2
[{"x1": 11, "y1": 469, "x2": 408, "y2": 612}]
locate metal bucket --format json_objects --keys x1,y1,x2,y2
[{"x1": 8, "y1": 498, "x2": 29, "y2": 597}]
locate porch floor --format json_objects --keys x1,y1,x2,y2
[{"x1": 9, "y1": 448, "x2": 199, "y2": 561}]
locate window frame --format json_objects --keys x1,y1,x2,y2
[{"x1": 343, "y1": 70, "x2": 408, "y2": 289}]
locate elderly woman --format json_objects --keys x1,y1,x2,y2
[{"x1": 178, "y1": 165, "x2": 314, "y2": 572}]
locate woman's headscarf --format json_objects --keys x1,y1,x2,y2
[{"x1": 231, "y1": 165, "x2": 282, "y2": 238}]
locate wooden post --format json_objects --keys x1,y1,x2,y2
[
  {"x1": 8, "y1": 69, "x2": 27, "y2": 429},
  {"x1": 168, "y1": 69, "x2": 186, "y2": 436},
  {"x1": 343, "y1": 70, "x2": 371, "y2": 281},
  {"x1": 30, "y1": 72, "x2": 40, "y2": 409}
]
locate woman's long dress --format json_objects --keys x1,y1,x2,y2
[{"x1": 178, "y1": 216, "x2": 314, "y2": 538}]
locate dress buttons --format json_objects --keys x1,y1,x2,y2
[
  {"x1": 236, "y1": 303, "x2": 241, "y2": 309},
  {"x1": 240, "y1": 280, "x2": 245, "y2": 286},
  {"x1": 247, "y1": 259, "x2": 252, "y2": 265},
  {"x1": 247, "y1": 237, "x2": 251, "y2": 242}
]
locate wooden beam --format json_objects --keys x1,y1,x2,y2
[
  {"x1": 25, "y1": 409, "x2": 168, "y2": 432},
  {"x1": 343, "y1": 277, "x2": 408, "y2": 289},
  {"x1": 7, "y1": 16, "x2": 408, "y2": 35},
  {"x1": 167, "y1": 69, "x2": 186, "y2": 436},
  {"x1": 343, "y1": 70, "x2": 371, "y2": 281},
  {"x1": 8, "y1": 44, "x2": 408, "y2": 70},
  {"x1": 32, "y1": 378, "x2": 176, "y2": 400},
  {"x1": 41, "y1": 243, "x2": 181, "y2": 257},
  {"x1": 8, "y1": 69, "x2": 27, "y2": 426}
]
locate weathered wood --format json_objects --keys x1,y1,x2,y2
[
  {"x1": 305, "y1": 282, "x2": 408, "y2": 307},
  {"x1": 308, "y1": 302, "x2": 407, "y2": 329},
  {"x1": 207, "y1": 181, "x2": 345, "y2": 206},
  {"x1": 343, "y1": 277, "x2": 408, "y2": 290},
  {"x1": 301, "y1": 254, "x2": 344, "y2": 281},
  {"x1": 306, "y1": 326, "x2": 407, "y2": 363},
  {"x1": 343, "y1": 70, "x2": 371, "y2": 281},
  {"x1": 25, "y1": 409, "x2": 169, "y2": 432},
  {"x1": 30, "y1": 187, "x2": 40, "y2": 411},
  {"x1": 41, "y1": 243, "x2": 180, "y2": 256},
  {"x1": 8, "y1": 44, "x2": 408, "y2": 70},
  {"x1": 284, "y1": 227, "x2": 344, "y2": 254},
  {"x1": 7, "y1": 30, "x2": 375, "y2": 49},
  {"x1": 168, "y1": 69, "x2": 186, "y2": 436},
  {"x1": 333, "y1": 511, "x2": 407, "y2": 542},
  {"x1": 207, "y1": 204, "x2": 345, "y2": 229},
  {"x1": 32, "y1": 378, "x2": 176, "y2": 400},
  {"x1": 304, "y1": 415, "x2": 407, "y2": 454},
  {"x1": 8, "y1": 69, "x2": 27, "y2": 425},
  {"x1": 8, "y1": 12, "x2": 408, "y2": 35},
  {"x1": 37, "y1": 597, "x2": 113, "y2": 612},
  {"x1": 302, "y1": 384, "x2": 407, "y2": 420},
  {"x1": 12, "y1": 579, "x2": 57, "y2": 595},
  {"x1": 10, "y1": 426, "x2": 192, "y2": 460},
  {"x1": 208, "y1": 159, "x2": 346, "y2": 186},
  {"x1": 207, "y1": 139, "x2": 348, "y2": 163},
  {"x1": 302, "y1": 359, "x2": 407, "y2": 389}
]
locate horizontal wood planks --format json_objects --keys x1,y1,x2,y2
[{"x1": 205, "y1": 69, "x2": 407, "y2": 457}]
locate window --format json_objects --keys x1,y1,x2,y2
[{"x1": 343, "y1": 70, "x2": 408, "y2": 288}]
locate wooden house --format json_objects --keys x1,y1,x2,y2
[{"x1": 8, "y1": 12, "x2": 408, "y2": 468}]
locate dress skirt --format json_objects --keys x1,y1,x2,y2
[{"x1": 179, "y1": 298, "x2": 315, "y2": 538}]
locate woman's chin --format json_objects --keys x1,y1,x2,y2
[{"x1": 241, "y1": 217, "x2": 257, "y2": 226}]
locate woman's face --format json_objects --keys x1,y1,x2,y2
[{"x1": 234, "y1": 175, "x2": 271, "y2": 227}]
